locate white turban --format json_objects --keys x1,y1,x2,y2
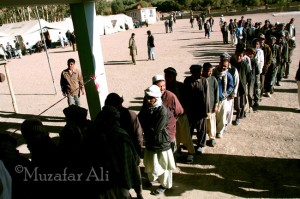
[{"x1": 144, "y1": 85, "x2": 162, "y2": 108}]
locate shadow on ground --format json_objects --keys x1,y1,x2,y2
[
  {"x1": 50, "y1": 50, "x2": 74, "y2": 53},
  {"x1": 0, "y1": 111, "x2": 65, "y2": 147},
  {"x1": 274, "y1": 88, "x2": 297, "y2": 93},
  {"x1": 162, "y1": 153, "x2": 300, "y2": 198},
  {"x1": 105, "y1": 60, "x2": 132, "y2": 65},
  {"x1": 183, "y1": 41, "x2": 236, "y2": 63},
  {"x1": 257, "y1": 105, "x2": 299, "y2": 113}
]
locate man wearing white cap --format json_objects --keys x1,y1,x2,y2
[
  {"x1": 138, "y1": 85, "x2": 176, "y2": 195},
  {"x1": 219, "y1": 14, "x2": 225, "y2": 30},
  {"x1": 152, "y1": 74, "x2": 184, "y2": 152}
]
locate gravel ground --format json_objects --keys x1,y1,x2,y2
[{"x1": 0, "y1": 12, "x2": 300, "y2": 199}]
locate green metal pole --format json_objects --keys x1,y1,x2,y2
[{"x1": 70, "y1": 2, "x2": 109, "y2": 120}]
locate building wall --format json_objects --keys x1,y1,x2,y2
[
  {"x1": 126, "y1": 7, "x2": 157, "y2": 25},
  {"x1": 141, "y1": 8, "x2": 157, "y2": 24}
]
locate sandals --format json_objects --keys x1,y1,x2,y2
[{"x1": 151, "y1": 185, "x2": 167, "y2": 195}]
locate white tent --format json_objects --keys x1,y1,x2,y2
[
  {"x1": 0, "y1": 32, "x2": 13, "y2": 46},
  {"x1": 96, "y1": 16, "x2": 116, "y2": 35},
  {"x1": 106, "y1": 14, "x2": 134, "y2": 33},
  {"x1": 124, "y1": 14, "x2": 134, "y2": 30},
  {"x1": 51, "y1": 17, "x2": 74, "y2": 33},
  {"x1": 50, "y1": 14, "x2": 134, "y2": 37},
  {"x1": 0, "y1": 19, "x2": 62, "y2": 49}
]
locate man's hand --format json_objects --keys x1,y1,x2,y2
[
  {"x1": 228, "y1": 95, "x2": 234, "y2": 100},
  {"x1": 81, "y1": 89, "x2": 85, "y2": 95},
  {"x1": 213, "y1": 106, "x2": 218, "y2": 113}
]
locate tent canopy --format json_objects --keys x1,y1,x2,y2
[
  {"x1": 0, "y1": 19, "x2": 61, "y2": 36},
  {"x1": 107, "y1": 14, "x2": 134, "y2": 32},
  {"x1": 51, "y1": 18, "x2": 75, "y2": 33}
]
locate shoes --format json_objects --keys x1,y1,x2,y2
[
  {"x1": 136, "y1": 194, "x2": 144, "y2": 199},
  {"x1": 270, "y1": 88, "x2": 274, "y2": 94},
  {"x1": 248, "y1": 107, "x2": 253, "y2": 113},
  {"x1": 264, "y1": 92, "x2": 272, "y2": 97},
  {"x1": 186, "y1": 154, "x2": 194, "y2": 163},
  {"x1": 234, "y1": 119, "x2": 240, "y2": 125},
  {"x1": 144, "y1": 180, "x2": 152, "y2": 188},
  {"x1": 177, "y1": 146, "x2": 183, "y2": 154},
  {"x1": 152, "y1": 185, "x2": 167, "y2": 196},
  {"x1": 196, "y1": 146, "x2": 204, "y2": 154},
  {"x1": 253, "y1": 103, "x2": 259, "y2": 107},
  {"x1": 276, "y1": 82, "x2": 281, "y2": 86},
  {"x1": 216, "y1": 133, "x2": 223, "y2": 138},
  {"x1": 207, "y1": 139, "x2": 216, "y2": 147}
]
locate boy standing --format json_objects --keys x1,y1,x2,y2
[{"x1": 202, "y1": 63, "x2": 219, "y2": 146}]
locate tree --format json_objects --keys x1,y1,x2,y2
[
  {"x1": 111, "y1": 0, "x2": 125, "y2": 14},
  {"x1": 154, "y1": 0, "x2": 182, "y2": 12},
  {"x1": 96, "y1": 0, "x2": 112, "y2": 15},
  {"x1": 190, "y1": 0, "x2": 204, "y2": 11},
  {"x1": 125, "y1": 1, "x2": 152, "y2": 11},
  {"x1": 177, "y1": 0, "x2": 193, "y2": 9}
]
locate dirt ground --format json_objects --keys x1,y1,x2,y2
[{"x1": 0, "y1": 12, "x2": 300, "y2": 198}]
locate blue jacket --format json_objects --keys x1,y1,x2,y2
[{"x1": 216, "y1": 71, "x2": 234, "y2": 101}]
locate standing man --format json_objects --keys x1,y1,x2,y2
[
  {"x1": 190, "y1": 16, "x2": 195, "y2": 28},
  {"x1": 60, "y1": 58, "x2": 84, "y2": 106},
  {"x1": 202, "y1": 63, "x2": 219, "y2": 147},
  {"x1": 164, "y1": 67, "x2": 195, "y2": 163},
  {"x1": 169, "y1": 15, "x2": 174, "y2": 33},
  {"x1": 184, "y1": 65, "x2": 210, "y2": 154},
  {"x1": 147, "y1": 30, "x2": 155, "y2": 61},
  {"x1": 219, "y1": 14, "x2": 225, "y2": 30},
  {"x1": 138, "y1": 85, "x2": 176, "y2": 196},
  {"x1": 128, "y1": 33, "x2": 137, "y2": 65},
  {"x1": 252, "y1": 39, "x2": 264, "y2": 107},
  {"x1": 209, "y1": 16, "x2": 214, "y2": 32},
  {"x1": 221, "y1": 22, "x2": 229, "y2": 44},
  {"x1": 152, "y1": 74, "x2": 184, "y2": 152},
  {"x1": 70, "y1": 32, "x2": 77, "y2": 51},
  {"x1": 230, "y1": 49, "x2": 250, "y2": 125},
  {"x1": 164, "y1": 19, "x2": 169, "y2": 33},
  {"x1": 285, "y1": 31, "x2": 296, "y2": 79},
  {"x1": 264, "y1": 36, "x2": 281, "y2": 97},
  {"x1": 229, "y1": 19, "x2": 237, "y2": 46},
  {"x1": 65, "y1": 30, "x2": 72, "y2": 46},
  {"x1": 285, "y1": 18, "x2": 296, "y2": 41},
  {"x1": 212, "y1": 59, "x2": 234, "y2": 138},
  {"x1": 198, "y1": 17, "x2": 203, "y2": 30},
  {"x1": 259, "y1": 34, "x2": 272, "y2": 96},
  {"x1": 58, "y1": 32, "x2": 64, "y2": 48},
  {"x1": 204, "y1": 20, "x2": 211, "y2": 39}
]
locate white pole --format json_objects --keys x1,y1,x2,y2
[
  {"x1": 36, "y1": 6, "x2": 57, "y2": 94},
  {"x1": 1, "y1": 61, "x2": 19, "y2": 113}
]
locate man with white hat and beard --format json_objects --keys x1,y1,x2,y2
[{"x1": 138, "y1": 85, "x2": 176, "y2": 196}]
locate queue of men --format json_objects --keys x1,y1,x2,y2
[{"x1": 0, "y1": 16, "x2": 297, "y2": 199}]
